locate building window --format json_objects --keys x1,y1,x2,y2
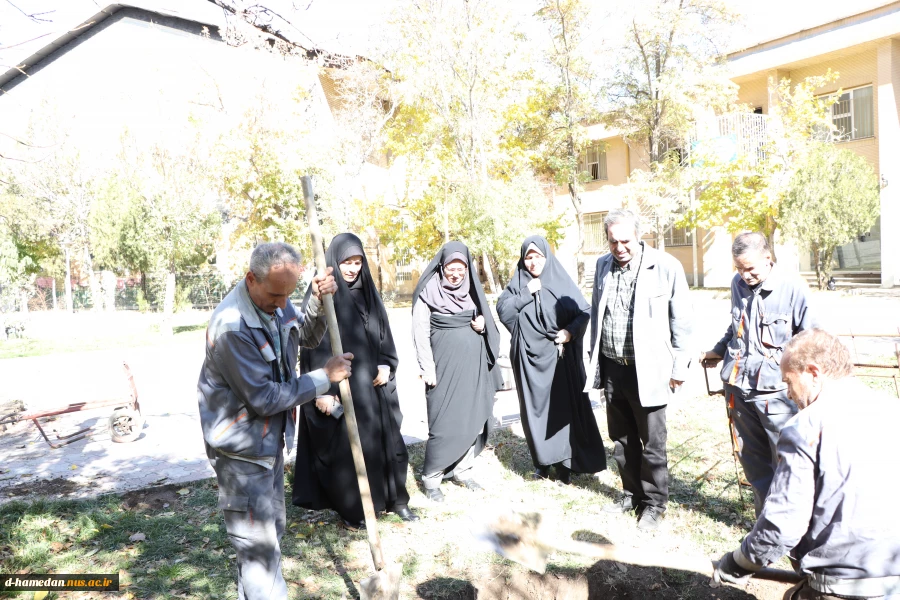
[
  {"x1": 828, "y1": 85, "x2": 874, "y2": 141},
  {"x1": 583, "y1": 212, "x2": 608, "y2": 253},
  {"x1": 580, "y1": 144, "x2": 608, "y2": 181},
  {"x1": 663, "y1": 225, "x2": 691, "y2": 247},
  {"x1": 395, "y1": 249, "x2": 412, "y2": 282}
]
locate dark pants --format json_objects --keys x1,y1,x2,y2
[
  {"x1": 603, "y1": 357, "x2": 668, "y2": 509},
  {"x1": 724, "y1": 384, "x2": 798, "y2": 516},
  {"x1": 206, "y1": 443, "x2": 288, "y2": 600}
]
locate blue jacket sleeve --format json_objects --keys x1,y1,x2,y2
[{"x1": 213, "y1": 331, "x2": 321, "y2": 417}]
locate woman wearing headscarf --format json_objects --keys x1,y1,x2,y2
[
  {"x1": 292, "y1": 233, "x2": 417, "y2": 528},
  {"x1": 496, "y1": 235, "x2": 606, "y2": 483},
  {"x1": 411, "y1": 241, "x2": 501, "y2": 503}
]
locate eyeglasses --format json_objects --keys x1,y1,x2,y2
[{"x1": 444, "y1": 267, "x2": 467, "y2": 275}]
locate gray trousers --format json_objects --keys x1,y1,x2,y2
[
  {"x1": 206, "y1": 443, "x2": 287, "y2": 600},
  {"x1": 724, "y1": 384, "x2": 798, "y2": 516},
  {"x1": 421, "y1": 443, "x2": 477, "y2": 490}
]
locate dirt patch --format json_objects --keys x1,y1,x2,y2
[
  {"x1": 1, "y1": 477, "x2": 84, "y2": 499},
  {"x1": 120, "y1": 484, "x2": 182, "y2": 511},
  {"x1": 465, "y1": 562, "x2": 792, "y2": 600}
]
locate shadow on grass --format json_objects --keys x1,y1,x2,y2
[
  {"x1": 490, "y1": 428, "x2": 622, "y2": 498},
  {"x1": 0, "y1": 480, "x2": 235, "y2": 599},
  {"x1": 489, "y1": 427, "x2": 755, "y2": 531},
  {"x1": 173, "y1": 323, "x2": 206, "y2": 334}
]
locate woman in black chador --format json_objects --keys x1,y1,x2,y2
[
  {"x1": 496, "y1": 235, "x2": 606, "y2": 483},
  {"x1": 411, "y1": 241, "x2": 501, "y2": 503},
  {"x1": 292, "y1": 233, "x2": 418, "y2": 527}
]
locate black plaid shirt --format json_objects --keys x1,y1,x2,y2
[{"x1": 601, "y1": 251, "x2": 642, "y2": 361}]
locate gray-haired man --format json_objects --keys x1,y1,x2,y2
[
  {"x1": 701, "y1": 232, "x2": 816, "y2": 517},
  {"x1": 198, "y1": 242, "x2": 353, "y2": 600},
  {"x1": 586, "y1": 209, "x2": 693, "y2": 531},
  {"x1": 714, "y1": 329, "x2": 900, "y2": 599}
]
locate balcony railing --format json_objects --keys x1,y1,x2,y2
[{"x1": 688, "y1": 113, "x2": 771, "y2": 166}]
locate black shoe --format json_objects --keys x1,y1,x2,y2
[
  {"x1": 394, "y1": 506, "x2": 420, "y2": 522},
  {"x1": 424, "y1": 488, "x2": 445, "y2": 503},
  {"x1": 637, "y1": 505, "x2": 665, "y2": 531},
  {"x1": 456, "y1": 479, "x2": 483, "y2": 491},
  {"x1": 554, "y1": 465, "x2": 571, "y2": 485},
  {"x1": 603, "y1": 494, "x2": 636, "y2": 514},
  {"x1": 532, "y1": 466, "x2": 551, "y2": 480},
  {"x1": 341, "y1": 517, "x2": 366, "y2": 530}
]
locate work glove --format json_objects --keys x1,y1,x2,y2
[{"x1": 713, "y1": 551, "x2": 755, "y2": 586}]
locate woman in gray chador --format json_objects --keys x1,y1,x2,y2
[
  {"x1": 496, "y1": 236, "x2": 606, "y2": 483},
  {"x1": 411, "y1": 241, "x2": 500, "y2": 503}
]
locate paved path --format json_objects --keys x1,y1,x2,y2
[{"x1": 1, "y1": 290, "x2": 897, "y2": 503}]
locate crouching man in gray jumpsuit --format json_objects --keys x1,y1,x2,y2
[
  {"x1": 714, "y1": 329, "x2": 900, "y2": 599},
  {"x1": 198, "y1": 242, "x2": 353, "y2": 600}
]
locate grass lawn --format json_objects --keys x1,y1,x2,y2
[
  {"x1": 0, "y1": 389, "x2": 799, "y2": 600},
  {"x1": 0, "y1": 313, "x2": 209, "y2": 360}
]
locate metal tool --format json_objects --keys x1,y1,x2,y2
[
  {"x1": 701, "y1": 359, "x2": 749, "y2": 512},
  {"x1": 0, "y1": 361, "x2": 143, "y2": 447},
  {"x1": 301, "y1": 176, "x2": 402, "y2": 600}
]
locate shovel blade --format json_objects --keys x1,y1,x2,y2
[{"x1": 359, "y1": 562, "x2": 402, "y2": 600}]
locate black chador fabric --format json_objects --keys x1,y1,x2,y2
[
  {"x1": 292, "y1": 233, "x2": 409, "y2": 521},
  {"x1": 496, "y1": 236, "x2": 606, "y2": 473},
  {"x1": 411, "y1": 241, "x2": 501, "y2": 474}
]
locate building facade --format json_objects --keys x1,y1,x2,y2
[{"x1": 561, "y1": 2, "x2": 900, "y2": 289}]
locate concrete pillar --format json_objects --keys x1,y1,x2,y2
[
  {"x1": 702, "y1": 226, "x2": 735, "y2": 288},
  {"x1": 774, "y1": 232, "x2": 801, "y2": 274},
  {"x1": 877, "y1": 40, "x2": 900, "y2": 288},
  {"x1": 766, "y1": 69, "x2": 791, "y2": 114}
]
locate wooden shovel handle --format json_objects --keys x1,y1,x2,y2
[{"x1": 302, "y1": 176, "x2": 385, "y2": 571}]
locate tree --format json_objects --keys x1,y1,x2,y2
[
  {"x1": 212, "y1": 74, "x2": 335, "y2": 267},
  {"x1": 89, "y1": 132, "x2": 221, "y2": 321},
  {"x1": 0, "y1": 116, "x2": 99, "y2": 312},
  {"x1": 779, "y1": 143, "x2": 879, "y2": 290},
  {"x1": 384, "y1": 0, "x2": 562, "y2": 288},
  {"x1": 601, "y1": 0, "x2": 738, "y2": 245},
  {"x1": 504, "y1": 0, "x2": 601, "y2": 284},
  {"x1": 0, "y1": 222, "x2": 37, "y2": 312}
]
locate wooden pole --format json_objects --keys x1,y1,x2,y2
[{"x1": 301, "y1": 176, "x2": 385, "y2": 570}]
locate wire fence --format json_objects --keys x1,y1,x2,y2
[{"x1": 15, "y1": 273, "x2": 310, "y2": 313}]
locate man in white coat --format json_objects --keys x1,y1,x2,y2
[{"x1": 586, "y1": 209, "x2": 693, "y2": 530}]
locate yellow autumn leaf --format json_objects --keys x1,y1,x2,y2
[
  {"x1": 34, "y1": 592, "x2": 49, "y2": 600},
  {"x1": 70, "y1": 465, "x2": 78, "y2": 470},
  {"x1": 295, "y1": 533, "x2": 305, "y2": 539},
  {"x1": 100, "y1": 524, "x2": 113, "y2": 529}
]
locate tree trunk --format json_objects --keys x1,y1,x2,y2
[
  {"x1": 765, "y1": 218, "x2": 778, "y2": 263},
  {"x1": 64, "y1": 246, "x2": 73, "y2": 313},
  {"x1": 812, "y1": 243, "x2": 824, "y2": 290},
  {"x1": 656, "y1": 214, "x2": 666, "y2": 253},
  {"x1": 821, "y1": 247, "x2": 835, "y2": 291},
  {"x1": 161, "y1": 271, "x2": 176, "y2": 335},
  {"x1": 568, "y1": 180, "x2": 584, "y2": 285},
  {"x1": 481, "y1": 250, "x2": 498, "y2": 295},
  {"x1": 85, "y1": 247, "x2": 102, "y2": 312},
  {"x1": 375, "y1": 239, "x2": 383, "y2": 294}
]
